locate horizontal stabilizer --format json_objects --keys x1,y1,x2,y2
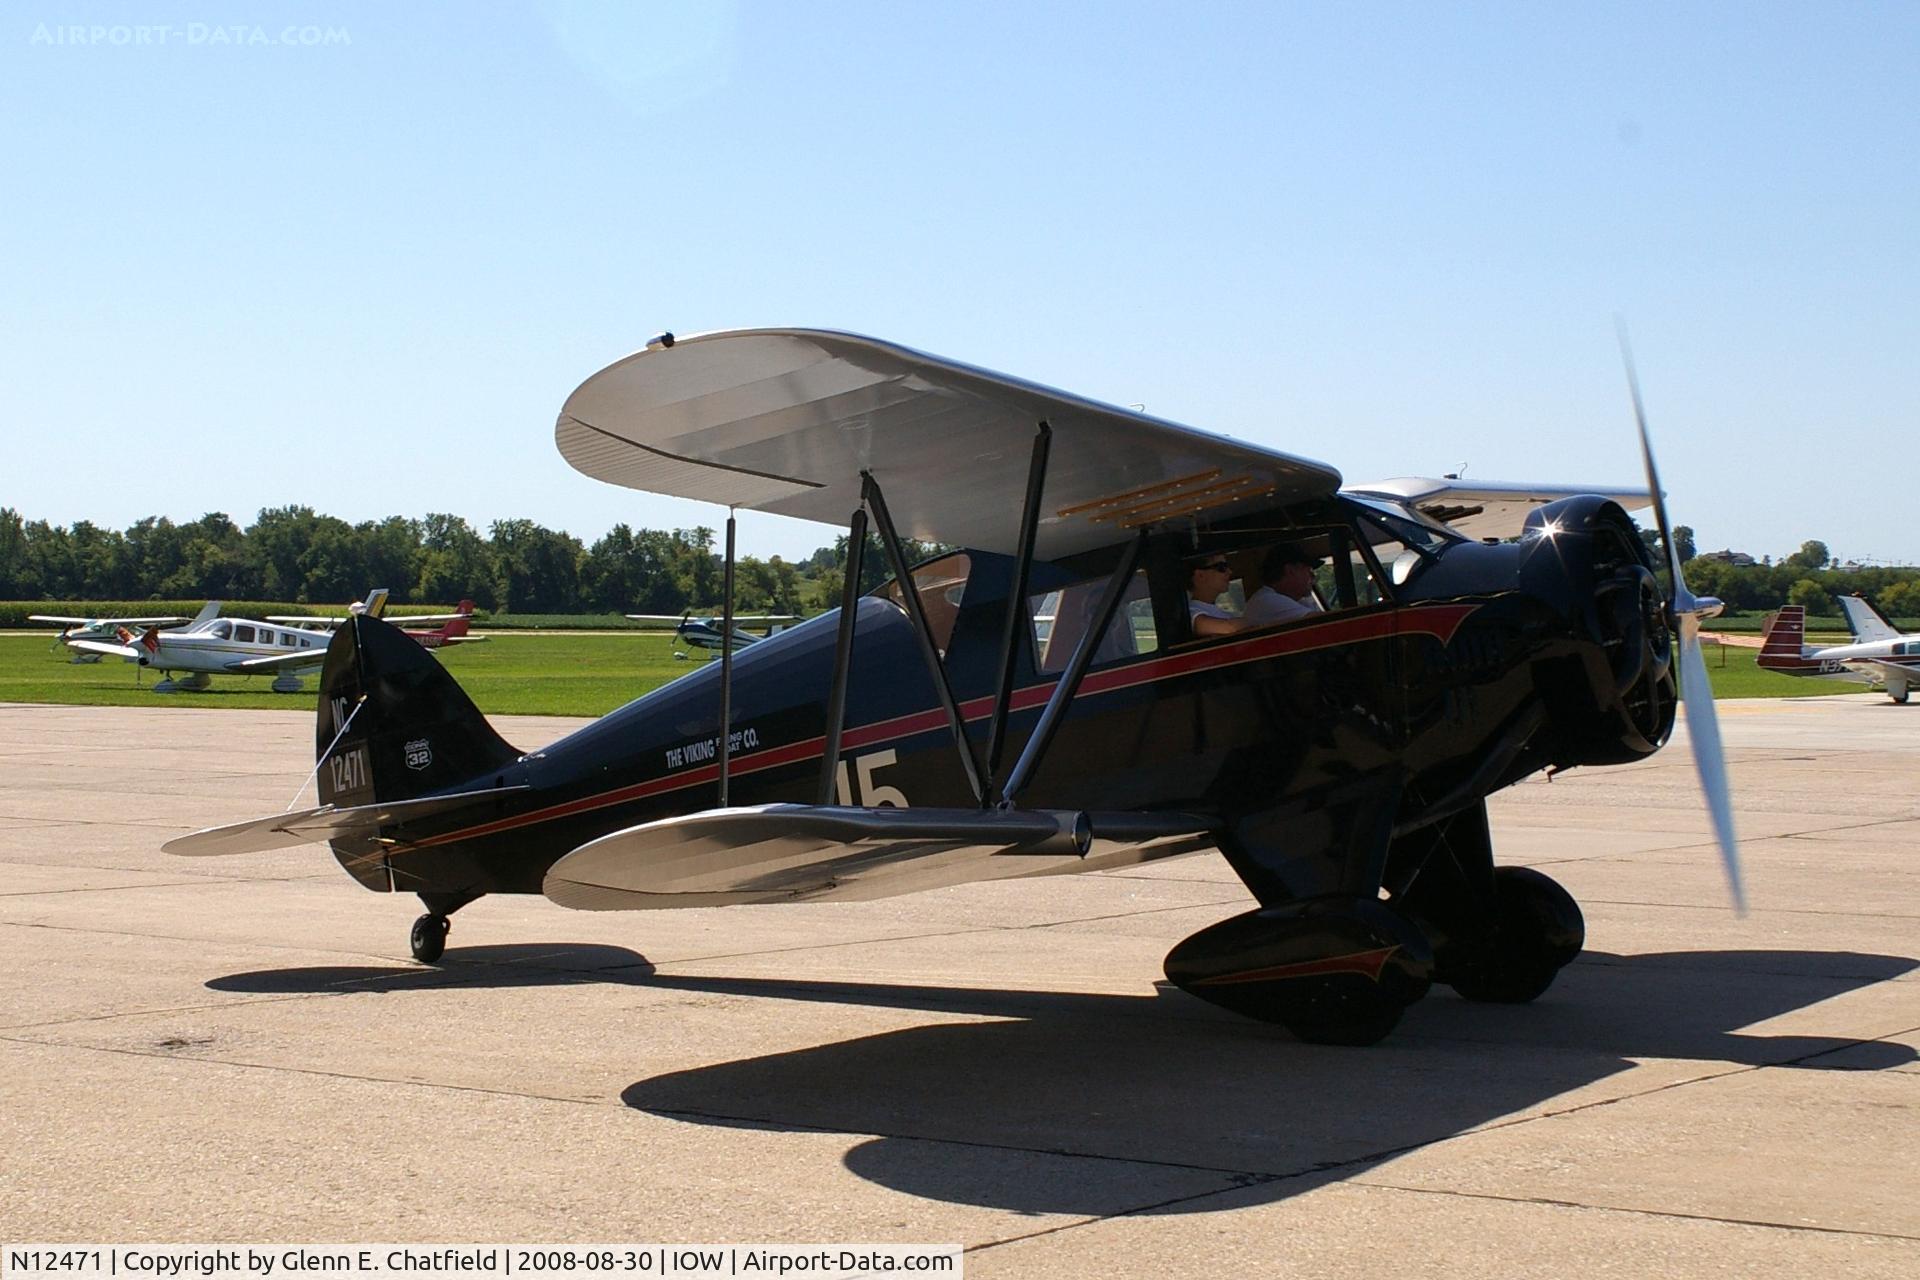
[
  {"x1": 164, "y1": 785, "x2": 530, "y2": 857},
  {"x1": 543, "y1": 804, "x2": 1218, "y2": 910}
]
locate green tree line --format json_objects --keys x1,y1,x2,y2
[
  {"x1": 7, "y1": 506, "x2": 1910, "y2": 620},
  {"x1": 1667, "y1": 532, "x2": 1920, "y2": 618},
  {"x1": 0, "y1": 507, "x2": 946, "y2": 616}
]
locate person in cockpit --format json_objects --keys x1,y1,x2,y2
[
  {"x1": 1187, "y1": 555, "x2": 1246, "y2": 637},
  {"x1": 1242, "y1": 544, "x2": 1325, "y2": 627}
]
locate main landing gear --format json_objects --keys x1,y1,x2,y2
[
  {"x1": 1164, "y1": 898, "x2": 1435, "y2": 1045},
  {"x1": 1166, "y1": 804, "x2": 1585, "y2": 1045},
  {"x1": 409, "y1": 891, "x2": 481, "y2": 963},
  {"x1": 1441, "y1": 867, "x2": 1584, "y2": 1004}
]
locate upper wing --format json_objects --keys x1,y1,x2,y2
[
  {"x1": 557, "y1": 329, "x2": 1341, "y2": 560},
  {"x1": 543, "y1": 804, "x2": 1217, "y2": 909},
  {"x1": 1346, "y1": 477, "x2": 1653, "y2": 540}
]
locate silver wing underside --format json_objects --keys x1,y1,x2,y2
[
  {"x1": 543, "y1": 804, "x2": 1218, "y2": 909},
  {"x1": 557, "y1": 329, "x2": 1342, "y2": 560}
]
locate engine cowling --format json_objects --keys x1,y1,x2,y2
[{"x1": 1518, "y1": 496, "x2": 1678, "y2": 766}]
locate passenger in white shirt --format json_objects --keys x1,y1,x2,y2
[
  {"x1": 1242, "y1": 544, "x2": 1325, "y2": 627},
  {"x1": 1186, "y1": 556, "x2": 1246, "y2": 637}
]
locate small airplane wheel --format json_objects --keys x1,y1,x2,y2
[
  {"x1": 1892, "y1": 690, "x2": 1910, "y2": 705},
  {"x1": 1449, "y1": 867, "x2": 1584, "y2": 1004},
  {"x1": 410, "y1": 913, "x2": 450, "y2": 964}
]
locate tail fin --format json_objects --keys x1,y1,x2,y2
[
  {"x1": 316, "y1": 613, "x2": 520, "y2": 813},
  {"x1": 1757, "y1": 605, "x2": 1819, "y2": 671},
  {"x1": 439, "y1": 600, "x2": 475, "y2": 642},
  {"x1": 1837, "y1": 594, "x2": 1899, "y2": 643},
  {"x1": 189, "y1": 601, "x2": 221, "y2": 627}
]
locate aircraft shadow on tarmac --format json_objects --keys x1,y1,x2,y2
[{"x1": 211, "y1": 945, "x2": 1915, "y2": 1216}]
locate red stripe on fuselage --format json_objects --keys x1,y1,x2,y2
[{"x1": 412, "y1": 603, "x2": 1480, "y2": 848}]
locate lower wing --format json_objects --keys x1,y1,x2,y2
[{"x1": 543, "y1": 804, "x2": 1218, "y2": 909}]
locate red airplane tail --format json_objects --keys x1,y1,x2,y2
[
  {"x1": 1756, "y1": 605, "x2": 1820, "y2": 671},
  {"x1": 438, "y1": 600, "x2": 475, "y2": 642}
]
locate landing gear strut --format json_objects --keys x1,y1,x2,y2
[{"x1": 409, "y1": 890, "x2": 481, "y2": 964}]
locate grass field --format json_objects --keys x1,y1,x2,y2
[
  {"x1": 0, "y1": 627, "x2": 1883, "y2": 718},
  {"x1": 0, "y1": 632, "x2": 699, "y2": 717}
]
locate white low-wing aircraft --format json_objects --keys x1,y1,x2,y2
[
  {"x1": 1758, "y1": 596, "x2": 1920, "y2": 703},
  {"x1": 31, "y1": 606, "x2": 200, "y2": 662},
  {"x1": 64, "y1": 595, "x2": 385, "y2": 692}
]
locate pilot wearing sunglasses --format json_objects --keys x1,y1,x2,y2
[{"x1": 1186, "y1": 556, "x2": 1247, "y2": 638}]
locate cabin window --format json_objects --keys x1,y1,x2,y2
[
  {"x1": 301, "y1": 636, "x2": 316, "y2": 649},
  {"x1": 209, "y1": 621, "x2": 232, "y2": 639},
  {"x1": 1351, "y1": 505, "x2": 1448, "y2": 592},
  {"x1": 1029, "y1": 569, "x2": 1156, "y2": 674},
  {"x1": 279, "y1": 632, "x2": 297, "y2": 647},
  {"x1": 873, "y1": 552, "x2": 971, "y2": 656},
  {"x1": 234, "y1": 624, "x2": 255, "y2": 643},
  {"x1": 1205, "y1": 530, "x2": 1348, "y2": 632}
]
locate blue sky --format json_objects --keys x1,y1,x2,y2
[{"x1": 3, "y1": 2, "x2": 1915, "y2": 564}]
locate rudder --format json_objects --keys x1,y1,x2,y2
[
  {"x1": 1757, "y1": 605, "x2": 1818, "y2": 672},
  {"x1": 316, "y1": 613, "x2": 521, "y2": 810}
]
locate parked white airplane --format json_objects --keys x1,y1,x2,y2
[
  {"x1": 66, "y1": 591, "x2": 386, "y2": 693},
  {"x1": 32, "y1": 606, "x2": 199, "y2": 662},
  {"x1": 1757, "y1": 597, "x2": 1920, "y2": 703}
]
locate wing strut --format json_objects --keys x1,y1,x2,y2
[
  {"x1": 986, "y1": 421, "x2": 1052, "y2": 801},
  {"x1": 818, "y1": 507, "x2": 868, "y2": 805},
  {"x1": 864, "y1": 471, "x2": 988, "y2": 805},
  {"x1": 717, "y1": 508, "x2": 738, "y2": 807},
  {"x1": 1000, "y1": 529, "x2": 1146, "y2": 807}
]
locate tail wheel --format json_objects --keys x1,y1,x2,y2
[
  {"x1": 1448, "y1": 867, "x2": 1584, "y2": 1004},
  {"x1": 410, "y1": 913, "x2": 450, "y2": 964}
]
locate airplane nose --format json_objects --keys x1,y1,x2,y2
[
  {"x1": 1591, "y1": 557, "x2": 1674, "y2": 753},
  {"x1": 1516, "y1": 497, "x2": 1678, "y2": 767}
]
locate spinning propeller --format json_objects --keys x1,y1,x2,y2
[{"x1": 1619, "y1": 329, "x2": 1744, "y2": 913}]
